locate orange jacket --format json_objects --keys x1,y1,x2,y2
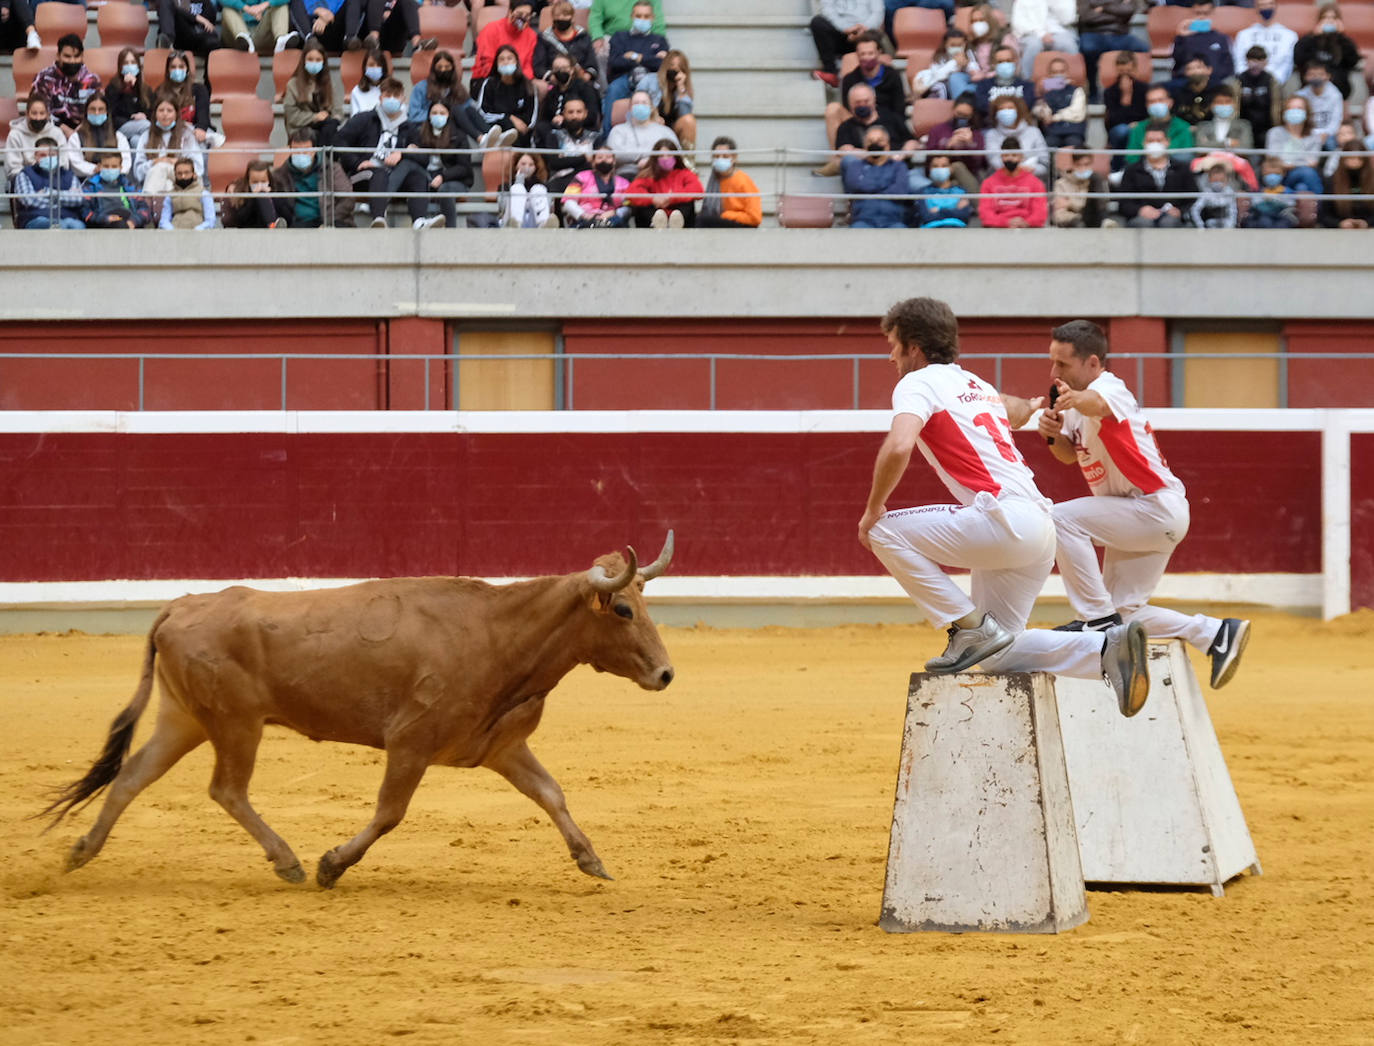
[{"x1": 712, "y1": 169, "x2": 762, "y2": 227}]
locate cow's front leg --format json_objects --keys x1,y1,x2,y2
[
  {"x1": 316, "y1": 748, "x2": 428, "y2": 889},
  {"x1": 483, "y1": 741, "x2": 611, "y2": 880}
]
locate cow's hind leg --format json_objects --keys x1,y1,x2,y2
[
  {"x1": 67, "y1": 700, "x2": 207, "y2": 872},
  {"x1": 316, "y1": 748, "x2": 428, "y2": 889},
  {"x1": 484, "y1": 741, "x2": 611, "y2": 880},
  {"x1": 206, "y1": 722, "x2": 305, "y2": 883}
]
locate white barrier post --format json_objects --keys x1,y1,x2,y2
[
  {"x1": 880, "y1": 672, "x2": 1088, "y2": 934},
  {"x1": 1056, "y1": 641, "x2": 1261, "y2": 896}
]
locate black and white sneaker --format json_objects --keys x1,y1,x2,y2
[
  {"x1": 1101, "y1": 622, "x2": 1149, "y2": 717},
  {"x1": 924, "y1": 613, "x2": 1015, "y2": 674},
  {"x1": 1053, "y1": 613, "x2": 1123, "y2": 633},
  {"x1": 1208, "y1": 618, "x2": 1250, "y2": 690}
]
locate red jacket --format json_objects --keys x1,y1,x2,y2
[
  {"x1": 472, "y1": 20, "x2": 537, "y2": 80},
  {"x1": 977, "y1": 168, "x2": 1048, "y2": 228},
  {"x1": 625, "y1": 167, "x2": 704, "y2": 208}
]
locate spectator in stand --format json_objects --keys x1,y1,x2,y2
[
  {"x1": 698, "y1": 136, "x2": 761, "y2": 228},
  {"x1": 132, "y1": 95, "x2": 204, "y2": 196},
  {"x1": 657, "y1": 51, "x2": 696, "y2": 155},
  {"x1": 30, "y1": 33, "x2": 102, "y2": 132},
  {"x1": 590, "y1": 0, "x2": 664, "y2": 72},
  {"x1": 1076, "y1": 0, "x2": 1148, "y2": 101},
  {"x1": 1052, "y1": 148, "x2": 1112, "y2": 226},
  {"x1": 562, "y1": 144, "x2": 632, "y2": 227},
  {"x1": 1242, "y1": 155, "x2": 1296, "y2": 227},
  {"x1": 1266, "y1": 95, "x2": 1324, "y2": 193},
  {"x1": 1171, "y1": 55, "x2": 1220, "y2": 124},
  {"x1": 625, "y1": 136, "x2": 702, "y2": 227},
  {"x1": 974, "y1": 43, "x2": 1036, "y2": 115},
  {"x1": 1321, "y1": 143, "x2": 1374, "y2": 229},
  {"x1": 336, "y1": 76, "x2": 432, "y2": 227},
  {"x1": 159, "y1": 154, "x2": 216, "y2": 229},
  {"x1": 533, "y1": 94, "x2": 598, "y2": 198},
  {"x1": 915, "y1": 154, "x2": 971, "y2": 227},
  {"x1": 222, "y1": 159, "x2": 291, "y2": 227},
  {"x1": 6, "y1": 95, "x2": 70, "y2": 178},
  {"x1": 473, "y1": 44, "x2": 538, "y2": 148},
  {"x1": 161, "y1": 51, "x2": 214, "y2": 149},
  {"x1": 833, "y1": 82, "x2": 915, "y2": 164},
  {"x1": 275, "y1": 126, "x2": 356, "y2": 227},
  {"x1": 498, "y1": 150, "x2": 557, "y2": 227},
  {"x1": 1033, "y1": 54, "x2": 1087, "y2": 147},
  {"x1": 926, "y1": 94, "x2": 985, "y2": 191},
  {"x1": 978, "y1": 135, "x2": 1047, "y2": 227},
  {"x1": 1125, "y1": 84, "x2": 1195, "y2": 162},
  {"x1": 1170, "y1": 0, "x2": 1235, "y2": 82},
  {"x1": 350, "y1": 0, "x2": 433, "y2": 58},
  {"x1": 350, "y1": 48, "x2": 391, "y2": 117},
  {"x1": 602, "y1": 2, "x2": 668, "y2": 130},
  {"x1": 398, "y1": 99, "x2": 471, "y2": 229},
  {"x1": 1232, "y1": 0, "x2": 1296, "y2": 86},
  {"x1": 1117, "y1": 127, "x2": 1193, "y2": 226},
  {"x1": 81, "y1": 151, "x2": 152, "y2": 229},
  {"x1": 408, "y1": 50, "x2": 486, "y2": 140},
  {"x1": 843, "y1": 123, "x2": 909, "y2": 228},
  {"x1": 808, "y1": 0, "x2": 884, "y2": 88},
  {"x1": 106, "y1": 49, "x2": 153, "y2": 144},
  {"x1": 284, "y1": 43, "x2": 340, "y2": 146},
  {"x1": 473, "y1": 2, "x2": 537, "y2": 83},
  {"x1": 912, "y1": 29, "x2": 979, "y2": 101},
  {"x1": 1193, "y1": 85, "x2": 1253, "y2": 150},
  {"x1": 985, "y1": 95, "x2": 1049, "y2": 178},
  {"x1": 1011, "y1": 0, "x2": 1079, "y2": 80},
  {"x1": 1103, "y1": 50, "x2": 1146, "y2": 170},
  {"x1": 1292, "y1": 4, "x2": 1360, "y2": 99},
  {"x1": 1235, "y1": 44, "x2": 1280, "y2": 140},
  {"x1": 13, "y1": 137, "x2": 85, "y2": 229},
  {"x1": 0, "y1": 0, "x2": 42, "y2": 54},
  {"x1": 156, "y1": 0, "x2": 222, "y2": 57},
  {"x1": 968, "y1": 5, "x2": 1018, "y2": 85},
  {"x1": 606, "y1": 88, "x2": 677, "y2": 177},
  {"x1": 838, "y1": 32, "x2": 906, "y2": 122},
  {"x1": 220, "y1": 0, "x2": 290, "y2": 55},
  {"x1": 1189, "y1": 159, "x2": 1238, "y2": 226},
  {"x1": 541, "y1": 53, "x2": 602, "y2": 132},
  {"x1": 68, "y1": 94, "x2": 131, "y2": 180},
  {"x1": 1295, "y1": 61, "x2": 1342, "y2": 146},
  {"x1": 1322, "y1": 118, "x2": 1358, "y2": 178},
  {"x1": 535, "y1": 1, "x2": 599, "y2": 86}
]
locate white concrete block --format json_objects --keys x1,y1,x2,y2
[
  {"x1": 880, "y1": 672, "x2": 1089, "y2": 934},
  {"x1": 1056, "y1": 641, "x2": 1261, "y2": 896}
]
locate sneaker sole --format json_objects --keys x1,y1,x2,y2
[
  {"x1": 1119, "y1": 622, "x2": 1149, "y2": 717},
  {"x1": 924, "y1": 629, "x2": 1015, "y2": 675},
  {"x1": 1210, "y1": 620, "x2": 1250, "y2": 689}
]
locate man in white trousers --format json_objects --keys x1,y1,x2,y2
[
  {"x1": 1036, "y1": 319, "x2": 1250, "y2": 689},
  {"x1": 857, "y1": 296, "x2": 1151, "y2": 717}
]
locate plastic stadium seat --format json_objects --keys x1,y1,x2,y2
[
  {"x1": 0, "y1": 96, "x2": 19, "y2": 126},
  {"x1": 904, "y1": 52, "x2": 932, "y2": 91},
  {"x1": 142, "y1": 48, "x2": 198, "y2": 91},
  {"x1": 1209, "y1": 7, "x2": 1257, "y2": 39},
  {"x1": 97, "y1": 2, "x2": 150, "y2": 50},
  {"x1": 340, "y1": 49, "x2": 365, "y2": 93},
  {"x1": 1275, "y1": 4, "x2": 1315, "y2": 35},
  {"x1": 34, "y1": 3, "x2": 87, "y2": 45},
  {"x1": 419, "y1": 4, "x2": 468, "y2": 54},
  {"x1": 481, "y1": 147, "x2": 511, "y2": 202},
  {"x1": 610, "y1": 96, "x2": 630, "y2": 126},
  {"x1": 892, "y1": 7, "x2": 946, "y2": 58},
  {"x1": 207, "y1": 148, "x2": 257, "y2": 192},
  {"x1": 12, "y1": 47, "x2": 56, "y2": 99},
  {"x1": 409, "y1": 48, "x2": 436, "y2": 86},
  {"x1": 538, "y1": 6, "x2": 588, "y2": 32},
  {"x1": 1146, "y1": 6, "x2": 1183, "y2": 58},
  {"x1": 1097, "y1": 50, "x2": 1152, "y2": 90},
  {"x1": 1031, "y1": 50, "x2": 1086, "y2": 86},
  {"x1": 272, "y1": 50, "x2": 296, "y2": 101},
  {"x1": 474, "y1": 4, "x2": 508, "y2": 37},
  {"x1": 777, "y1": 194, "x2": 834, "y2": 228},
  {"x1": 220, "y1": 96, "x2": 275, "y2": 145},
  {"x1": 83, "y1": 46, "x2": 119, "y2": 85},
  {"x1": 1341, "y1": 8, "x2": 1374, "y2": 52},
  {"x1": 911, "y1": 97, "x2": 953, "y2": 138},
  {"x1": 207, "y1": 49, "x2": 262, "y2": 100}
]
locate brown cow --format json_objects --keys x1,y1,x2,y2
[{"x1": 40, "y1": 534, "x2": 675, "y2": 888}]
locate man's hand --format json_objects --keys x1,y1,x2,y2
[
  {"x1": 430, "y1": 174, "x2": 442, "y2": 188},
  {"x1": 357, "y1": 159, "x2": 376, "y2": 170},
  {"x1": 1138, "y1": 205, "x2": 1161, "y2": 219},
  {"x1": 197, "y1": 14, "x2": 214, "y2": 30},
  {"x1": 1009, "y1": 216, "x2": 1029, "y2": 227},
  {"x1": 1001, "y1": 393, "x2": 1044, "y2": 429},
  {"x1": 384, "y1": 150, "x2": 402, "y2": 167},
  {"x1": 1038, "y1": 404, "x2": 1064, "y2": 442},
  {"x1": 857, "y1": 506, "x2": 885, "y2": 550}
]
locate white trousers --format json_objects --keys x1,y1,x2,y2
[
  {"x1": 1053, "y1": 491, "x2": 1219, "y2": 651},
  {"x1": 869, "y1": 493, "x2": 1107, "y2": 679}
]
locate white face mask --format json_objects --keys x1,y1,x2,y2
[{"x1": 1144, "y1": 141, "x2": 1168, "y2": 159}]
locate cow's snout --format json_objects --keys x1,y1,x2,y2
[{"x1": 658, "y1": 667, "x2": 675, "y2": 689}]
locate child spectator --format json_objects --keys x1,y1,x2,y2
[
  {"x1": 1052, "y1": 149, "x2": 1111, "y2": 227},
  {"x1": 159, "y1": 155, "x2": 217, "y2": 229},
  {"x1": 697, "y1": 136, "x2": 761, "y2": 228},
  {"x1": 977, "y1": 136, "x2": 1047, "y2": 227},
  {"x1": 472, "y1": 2, "x2": 537, "y2": 80},
  {"x1": 273, "y1": 127, "x2": 356, "y2": 228},
  {"x1": 68, "y1": 94, "x2": 132, "y2": 180},
  {"x1": 603, "y1": 1, "x2": 669, "y2": 129},
  {"x1": 1232, "y1": 0, "x2": 1297, "y2": 86},
  {"x1": 1189, "y1": 160, "x2": 1238, "y2": 227},
  {"x1": 967, "y1": 5, "x2": 1018, "y2": 84},
  {"x1": 132, "y1": 96, "x2": 203, "y2": 195},
  {"x1": 30, "y1": 33, "x2": 102, "y2": 132},
  {"x1": 974, "y1": 44, "x2": 1035, "y2": 115},
  {"x1": 106, "y1": 49, "x2": 154, "y2": 144},
  {"x1": 541, "y1": 54, "x2": 602, "y2": 133},
  {"x1": 1243, "y1": 157, "x2": 1296, "y2": 227},
  {"x1": 562, "y1": 144, "x2": 632, "y2": 227},
  {"x1": 81, "y1": 151, "x2": 152, "y2": 229},
  {"x1": 6, "y1": 95, "x2": 71, "y2": 179},
  {"x1": 350, "y1": 49, "x2": 390, "y2": 118},
  {"x1": 499, "y1": 150, "x2": 558, "y2": 227},
  {"x1": 1292, "y1": 4, "x2": 1360, "y2": 98},
  {"x1": 842, "y1": 124, "x2": 909, "y2": 229},
  {"x1": 1032, "y1": 54, "x2": 1086, "y2": 148},
  {"x1": 1295, "y1": 61, "x2": 1342, "y2": 146},
  {"x1": 474, "y1": 45, "x2": 538, "y2": 149},
  {"x1": 1125, "y1": 85, "x2": 1194, "y2": 164},
  {"x1": 1235, "y1": 45, "x2": 1280, "y2": 142},
  {"x1": 220, "y1": 0, "x2": 290, "y2": 55},
  {"x1": 1117, "y1": 128, "x2": 1193, "y2": 227},
  {"x1": 1103, "y1": 50, "x2": 1146, "y2": 171},
  {"x1": 1193, "y1": 86, "x2": 1252, "y2": 152},
  {"x1": 913, "y1": 30, "x2": 979, "y2": 102},
  {"x1": 161, "y1": 51, "x2": 214, "y2": 149},
  {"x1": 808, "y1": 0, "x2": 884, "y2": 86},
  {"x1": 925, "y1": 95, "x2": 986, "y2": 190},
  {"x1": 915, "y1": 154, "x2": 971, "y2": 227},
  {"x1": 657, "y1": 50, "x2": 695, "y2": 156},
  {"x1": 1169, "y1": 0, "x2": 1234, "y2": 82},
  {"x1": 284, "y1": 44, "x2": 340, "y2": 147},
  {"x1": 536, "y1": 1, "x2": 600, "y2": 85},
  {"x1": 0, "y1": 0, "x2": 42, "y2": 53},
  {"x1": 606, "y1": 88, "x2": 678, "y2": 177},
  {"x1": 984, "y1": 95, "x2": 1049, "y2": 179},
  {"x1": 1011, "y1": 0, "x2": 1079, "y2": 80},
  {"x1": 221, "y1": 159, "x2": 290, "y2": 228},
  {"x1": 1320, "y1": 143, "x2": 1374, "y2": 229},
  {"x1": 13, "y1": 138, "x2": 85, "y2": 229},
  {"x1": 403, "y1": 100, "x2": 472, "y2": 229},
  {"x1": 625, "y1": 136, "x2": 703, "y2": 227},
  {"x1": 1265, "y1": 96, "x2": 1324, "y2": 194},
  {"x1": 408, "y1": 50, "x2": 486, "y2": 141},
  {"x1": 1170, "y1": 55, "x2": 1219, "y2": 125},
  {"x1": 1077, "y1": 0, "x2": 1149, "y2": 102}
]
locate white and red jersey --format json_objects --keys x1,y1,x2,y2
[
  {"x1": 892, "y1": 363, "x2": 1045, "y2": 506},
  {"x1": 1061, "y1": 370, "x2": 1185, "y2": 499}
]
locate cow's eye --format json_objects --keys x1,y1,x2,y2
[{"x1": 613, "y1": 603, "x2": 634, "y2": 620}]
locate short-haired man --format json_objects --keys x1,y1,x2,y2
[
  {"x1": 1117, "y1": 127, "x2": 1192, "y2": 227},
  {"x1": 274, "y1": 127, "x2": 357, "y2": 228},
  {"x1": 1125, "y1": 83, "x2": 1194, "y2": 162},
  {"x1": 1036, "y1": 320, "x2": 1250, "y2": 689},
  {"x1": 30, "y1": 33, "x2": 102, "y2": 132},
  {"x1": 859, "y1": 297, "x2": 1151, "y2": 718},
  {"x1": 601, "y1": 1, "x2": 669, "y2": 130},
  {"x1": 808, "y1": 0, "x2": 883, "y2": 86},
  {"x1": 973, "y1": 44, "x2": 1036, "y2": 115}
]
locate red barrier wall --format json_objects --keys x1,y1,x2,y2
[
  {"x1": 1353, "y1": 434, "x2": 1374, "y2": 612},
  {"x1": 1283, "y1": 323, "x2": 1374, "y2": 409},
  {"x1": 0, "y1": 430, "x2": 1321, "y2": 584}
]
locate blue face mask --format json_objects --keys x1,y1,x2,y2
[
  {"x1": 39, "y1": 155, "x2": 59, "y2": 172},
  {"x1": 1189, "y1": 18, "x2": 1211, "y2": 32},
  {"x1": 995, "y1": 61, "x2": 1016, "y2": 79},
  {"x1": 156, "y1": 118, "x2": 175, "y2": 131},
  {"x1": 122, "y1": 63, "x2": 139, "y2": 78},
  {"x1": 1212, "y1": 103, "x2": 1234, "y2": 119},
  {"x1": 380, "y1": 96, "x2": 404, "y2": 115},
  {"x1": 928, "y1": 165, "x2": 951, "y2": 182},
  {"x1": 497, "y1": 62, "x2": 518, "y2": 77},
  {"x1": 1283, "y1": 107, "x2": 1305, "y2": 125},
  {"x1": 1147, "y1": 101, "x2": 1170, "y2": 119},
  {"x1": 1262, "y1": 172, "x2": 1282, "y2": 187},
  {"x1": 168, "y1": 67, "x2": 187, "y2": 84},
  {"x1": 631, "y1": 102, "x2": 652, "y2": 122},
  {"x1": 290, "y1": 152, "x2": 314, "y2": 171},
  {"x1": 711, "y1": 156, "x2": 732, "y2": 174},
  {"x1": 365, "y1": 66, "x2": 384, "y2": 82},
  {"x1": 305, "y1": 60, "x2": 324, "y2": 76},
  {"x1": 429, "y1": 112, "x2": 449, "y2": 130},
  {"x1": 87, "y1": 111, "x2": 107, "y2": 126},
  {"x1": 632, "y1": 17, "x2": 652, "y2": 33},
  {"x1": 1321, "y1": 21, "x2": 1337, "y2": 32},
  {"x1": 995, "y1": 108, "x2": 1017, "y2": 127},
  {"x1": 99, "y1": 166, "x2": 121, "y2": 183}
]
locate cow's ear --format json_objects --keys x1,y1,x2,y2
[{"x1": 589, "y1": 589, "x2": 614, "y2": 613}]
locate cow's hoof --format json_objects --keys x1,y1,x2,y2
[
  {"x1": 576, "y1": 853, "x2": 614, "y2": 881},
  {"x1": 64, "y1": 837, "x2": 94, "y2": 873},
  {"x1": 316, "y1": 850, "x2": 346, "y2": 889},
  {"x1": 274, "y1": 860, "x2": 306, "y2": 884}
]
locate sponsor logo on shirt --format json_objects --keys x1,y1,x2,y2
[{"x1": 1082, "y1": 461, "x2": 1106, "y2": 485}]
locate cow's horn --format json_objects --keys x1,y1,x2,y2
[
  {"x1": 638, "y1": 530, "x2": 675, "y2": 581},
  {"x1": 588, "y1": 546, "x2": 638, "y2": 593}
]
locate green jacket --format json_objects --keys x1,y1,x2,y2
[
  {"x1": 590, "y1": 0, "x2": 665, "y2": 39},
  {"x1": 1125, "y1": 117, "x2": 1195, "y2": 164}
]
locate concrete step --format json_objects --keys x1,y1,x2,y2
[
  {"x1": 694, "y1": 114, "x2": 830, "y2": 155},
  {"x1": 669, "y1": 0, "x2": 809, "y2": 19},
  {"x1": 690, "y1": 69, "x2": 826, "y2": 117},
  {"x1": 669, "y1": 26, "x2": 817, "y2": 67}
]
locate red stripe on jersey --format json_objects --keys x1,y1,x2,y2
[
  {"x1": 1098, "y1": 416, "x2": 1166, "y2": 495},
  {"x1": 921, "y1": 409, "x2": 1002, "y2": 496}
]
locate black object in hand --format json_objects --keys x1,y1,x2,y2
[{"x1": 1046, "y1": 384, "x2": 1059, "y2": 445}]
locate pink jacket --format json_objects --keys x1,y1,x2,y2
[{"x1": 565, "y1": 169, "x2": 629, "y2": 217}]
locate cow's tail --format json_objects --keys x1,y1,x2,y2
[{"x1": 36, "y1": 609, "x2": 169, "y2": 831}]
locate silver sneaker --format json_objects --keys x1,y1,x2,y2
[
  {"x1": 1207, "y1": 618, "x2": 1250, "y2": 689},
  {"x1": 1101, "y1": 622, "x2": 1149, "y2": 717},
  {"x1": 924, "y1": 613, "x2": 1014, "y2": 674}
]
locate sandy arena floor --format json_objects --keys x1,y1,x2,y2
[{"x1": 1, "y1": 611, "x2": 1371, "y2": 1045}]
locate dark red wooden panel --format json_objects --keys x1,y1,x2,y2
[
  {"x1": 1283, "y1": 322, "x2": 1374, "y2": 409},
  {"x1": 1352, "y1": 434, "x2": 1374, "y2": 611}
]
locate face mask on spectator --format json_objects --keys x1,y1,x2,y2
[
  {"x1": 928, "y1": 165, "x2": 950, "y2": 182},
  {"x1": 156, "y1": 117, "x2": 175, "y2": 131},
  {"x1": 511, "y1": 15, "x2": 527, "y2": 30},
  {"x1": 1263, "y1": 171, "x2": 1283, "y2": 187},
  {"x1": 174, "y1": 174, "x2": 196, "y2": 189},
  {"x1": 1283, "y1": 107, "x2": 1305, "y2": 126},
  {"x1": 99, "y1": 166, "x2": 121, "y2": 183},
  {"x1": 381, "y1": 96, "x2": 404, "y2": 115},
  {"x1": 1073, "y1": 167, "x2": 1093, "y2": 181},
  {"x1": 632, "y1": 17, "x2": 652, "y2": 33},
  {"x1": 250, "y1": 179, "x2": 269, "y2": 194},
  {"x1": 433, "y1": 66, "x2": 454, "y2": 84},
  {"x1": 947, "y1": 45, "x2": 964, "y2": 56},
  {"x1": 1213, "y1": 103, "x2": 1234, "y2": 119},
  {"x1": 290, "y1": 152, "x2": 314, "y2": 170},
  {"x1": 995, "y1": 108, "x2": 1017, "y2": 127},
  {"x1": 1321, "y1": 21, "x2": 1337, "y2": 32},
  {"x1": 594, "y1": 160, "x2": 614, "y2": 175},
  {"x1": 1042, "y1": 76, "x2": 1066, "y2": 91},
  {"x1": 564, "y1": 118, "x2": 583, "y2": 135},
  {"x1": 656, "y1": 156, "x2": 675, "y2": 171},
  {"x1": 1147, "y1": 102, "x2": 1169, "y2": 119},
  {"x1": 853, "y1": 104, "x2": 874, "y2": 120},
  {"x1": 60, "y1": 61, "x2": 81, "y2": 77},
  {"x1": 1002, "y1": 158, "x2": 1019, "y2": 173},
  {"x1": 87, "y1": 110, "x2": 108, "y2": 126},
  {"x1": 1189, "y1": 18, "x2": 1211, "y2": 32},
  {"x1": 971, "y1": 20, "x2": 989, "y2": 36},
  {"x1": 169, "y1": 67, "x2": 188, "y2": 84},
  {"x1": 631, "y1": 102, "x2": 652, "y2": 122},
  {"x1": 39, "y1": 155, "x2": 58, "y2": 172},
  {"x1": 305, "y1": 59, "x2": 324, "y2": 76},
  {"x1": 554, "y1": 18, "x2": 572, "y2": 31},
  {"x1": 498, "y1": 62, "x2": 518, "y2": 77},
  {"x1": 866, "y1": 141, "x2": 886, "y2": 154},
  {"x1": 712, "y1": 156, "x2": 732, "y2": 174},
  {"x1": 1246, "y1": 60, "x2": 1266, "y2": 75},
  {"x1": 122, "y1": 63, "x2": 140, "y2": 78},
  {"x1": 553, "y1": 69, "x2": 572, "y2": 85},
  {"x1": 430, "y1": 112, "x2": 449, "y2": 130},
  {"x1": 1305, "y1": 76, "x2": 1327, "y2": 90},
  {"x1": 514, "y1": 168, "x2": 530, "y2": 183},
  {"x1": 1144, "y1": 141, "x2": 1168, "y2": 159},
  {"x1": 28, "y1": 117, "x2": 46, "y2": 132},
  {"x1": 365, "y1": 66, "x2": 384, "y2": 82},
  {"x1": 995, "y1": 61, "x2": 1015, "y2": 79},
  {"x1": 1259, "y1": 6, "x2": 1275, "y2": 19}
]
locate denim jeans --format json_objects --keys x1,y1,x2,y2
[
  {"x1": 1283, "y1": 166, "x2": 1323, "y2": 194},
  {"x1": 25, "y1": 216, "x2": 86, "y2": 229}
]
